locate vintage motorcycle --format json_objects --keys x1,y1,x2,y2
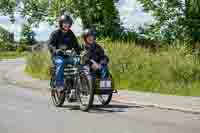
[{"x1": 50, "y1": 45, "x2": 117, "y2": 111}]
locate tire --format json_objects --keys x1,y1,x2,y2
[
  {"x1": 98, "y1": 74, "x2": 114, "y2": 105},
  {"x1": 50, "y1": 77, "x2": 66, "y2": 107},
  {"x1": 98, "y1": 94, "x2": 112, "y2": 105},
  {"x1": 77, "y1": 73, "x2": 94, "y2": 112},
  {"x1": 66, "y1": 94, "x2": 73, "y2": 103}
]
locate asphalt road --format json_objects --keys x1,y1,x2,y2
[{"x1": 0, "y1": 59, "x2": 200, "y2": 133}]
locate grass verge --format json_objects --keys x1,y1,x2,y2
[
  {"x1": 0, "y1": 51, "x2": 28, "y2": 59},
  {"x1": 25, "y1": 41, "x2": 200, "y2": 96}
]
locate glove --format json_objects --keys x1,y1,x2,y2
[
  {"x1": 49, "y1": 46, "x2": 56, "y2": 55},
  {"x1": 90, "y1": 60, "x2": 101, "y2": 70},
  {"x1": 55, "y1": 49, "x2": 63, "y2": 55}
]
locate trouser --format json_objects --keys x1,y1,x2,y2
[
  {"x1": 53, "y1": 56, "x2": 79, "y2": 88},
  {"x1": 90, "y1": 64, "x2": 109, "y2": 81}
]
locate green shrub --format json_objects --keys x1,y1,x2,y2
[
  {"x1": 17, "y1": 43, "x2": 28, "y2": 52},
  {"x1": 0, "y1": 42, "x2": 16, "y2": 51}
]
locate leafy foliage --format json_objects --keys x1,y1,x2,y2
[
  {"x1": 19, "y1": 24, "x2": 36, "y2": 46},
  {"x1": 0, "y1": 0, "x2": 16, "y2": 23},
  {"x1": 20, "y1": 0, "x2": 49, "y2": 26},
  {"x1": 0, "y1": 26, "x2": 15, "y2": 51},
  {"x1": 138, "y1": 0, "x2": 200, "y2": 43},
  {"x1": 68, "y1": 0, "x2": 121, "y2": 37},
  {"x1": 0, "y1": 26, "x2": 14, "y2": 42},
  {"x1": 0, "y1": 0, "x2": 121, "y2": 38}
]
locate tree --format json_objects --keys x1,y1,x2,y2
[
  {"x1": 68, "y1": 0, "x2": 121, "y2": 37},
  {"x1": 138, "y1": 0, "x2": 200, "y2": 43},
  {"x1": 0, "y1": 0, "x2": 121, "y2": 38},
  {"x1": 0, "y1": 26, "x2": 14, "y2": 42},
  {"x1": 20, "y1": 0, "x2": 49, "y2": 26},
  {"x1": 20, "y1": 24, "x2": 36, "y2": 46},
  {"x1": 188, "y1": 0, "x2": 200, "y2": 43},
  {"x1": 0, "y1": 26, "x2": 15, "y2": 51},
  {"x1": 0, "y1": 0, "x2": 16, "y2": 23}
]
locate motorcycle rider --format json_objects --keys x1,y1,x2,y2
[
  {"x1": 48, "y1": 14, "x2": 81, "y2": 92},
  {"x1": 82, "y1": 28, "x2": 109, "y2": 80}
]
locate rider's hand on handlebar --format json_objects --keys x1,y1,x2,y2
[{"x1": 55, "y1": 49, "x2": 62, "y2": 54}]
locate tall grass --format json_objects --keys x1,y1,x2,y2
[
  {"x1": 25, "y1": 51, "x2": 52, "y2": 80},
  {"x1": 26, "y1": 41, "x2": 200, "y2": 96}
]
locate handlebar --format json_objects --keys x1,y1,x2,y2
[{"x1": 56, "y1": 48, "x2": 77, "y2": 56}]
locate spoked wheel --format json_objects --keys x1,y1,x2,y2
[
  {"x1": 98, "y1": 94, "x2": 113, "y2": 105},
  {"x1": 65, "y1": 79, "x2": 74, "y2": 103},
  {"x1": 50, "y1": 78, "x2": 66, "y2": 107},
  {"x1": 98, "y1": 74, "x2": 114, "y2": 106},
  {"x1": 51, "y1": 90, "x2": 66, "y2": 107},
  {"x1": 77, "y1": 73, "x2": 94, "y2": 112}
]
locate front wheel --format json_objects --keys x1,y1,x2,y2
[
  {"x1": 65, "y1": 79, "x2": 74, "y2": 103},
  {"x1": 50, "y1": 78, "x2": 66, "y2": 107},
  {"x1": 77, "y1": 73, "x2": 94, "y2": 112}
]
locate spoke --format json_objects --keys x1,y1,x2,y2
[{"x1": 79, "y1": 76, "x2": 90, "y2": 105}]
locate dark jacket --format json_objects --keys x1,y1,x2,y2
[
  {"x1": 48, "y1": 29, "x2": 81, "y2": 56},
  {"x1": 85, "y1": 43, "x2": 109, "y2": 66}
]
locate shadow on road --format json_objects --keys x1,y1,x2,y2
[
  {"x1": 61, "y1": 105, "x2": 80, "y2": 110},
  {"x1": 61, "y1": 104, "x2": 143, "y2": 114},
  {"x1": 90, "y1": 104, "x2": 142, "y2": 113}
]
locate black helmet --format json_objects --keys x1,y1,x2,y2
[
  {"x1": 59, "y1": 14, "x2": 73, "y2": 28},
  {"x1": 82, "y1": 28, "x2": 96, "y2": 40}
]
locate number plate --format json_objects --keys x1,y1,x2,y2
[{"x1": 100, "y1": 80, "x2": 112, "y2": 88}]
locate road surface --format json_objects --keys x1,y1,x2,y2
[{"x1": 0, "y1": 59, "x2": 200, "y2": 133}]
